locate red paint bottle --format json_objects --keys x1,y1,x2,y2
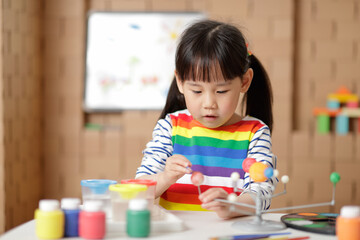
[{"x1": 79, "y1": 200, "x2": 106, "y2": 239}]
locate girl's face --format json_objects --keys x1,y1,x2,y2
[{"x1": 176, "y1": 69, "x2": 253, "y2": 128}]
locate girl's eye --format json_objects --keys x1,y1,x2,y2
[
  {"x1": 192, "y1": 90, "x2": 202, "y2": 94},
  {"x1": 217, "y1": 90, "x2": 229, "y2": 94}
]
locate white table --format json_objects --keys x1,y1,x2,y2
[{"x1": 0, "y1": 212, "x2": 337, "y2": 240}]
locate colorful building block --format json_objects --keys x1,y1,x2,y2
[
  {"x1": 336, "y1": 114, "x2": 349, "y2": 135},
  {"x1": 327, "y1": 99, "x2": 340, "y2": 110},
  {"x1": 314, "y1": 86, "x2": 360, "y2": 135},
  {"x1": 317, "y1": 114, "x2": 330, "y2": 134}
]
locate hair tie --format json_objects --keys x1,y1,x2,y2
[{"x1": 246, "y1": 43, "x2": 252, "y2": 56}]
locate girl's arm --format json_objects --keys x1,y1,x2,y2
[
  {"x1": 137, "y1": 155, "x2": 191, "y2": 198},
  {"x1": 135, "y1": 114, "x2": 191, "y2": 198},
  {"x1": 243, "y1": 124, "x2": 278, "y2": 210}
]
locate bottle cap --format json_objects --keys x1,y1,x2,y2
[
  {"x1": 61, "y1": 198, "x2": 81, "y2": 210},
  {"x1": 340, "y1": 205, "x2": 360, "y2": 218},
  {"x1": 109, "y1": 184, "x2": 147, "y2": 200},
  {"x1": 39, "y1": 199, "x2": 60, "y2": 211},
  {"x1": 81, "y1": 179, "x2": 117, "y2": 194},
  {"x1": 128, "y1": 199, "x2": 148, "y2": 211},
  {"x1": 83, "y1": 200, "x2": 103, "y2": 212}
]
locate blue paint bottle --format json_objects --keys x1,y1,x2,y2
[{"x1": 61, "y1": 198, "x2": 81, "y2": 237}]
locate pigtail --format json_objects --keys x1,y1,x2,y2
[
  {"x1": 244, "y1": 54, "x2": 273, "y2": 132},
  {"x1": 159, "y1": 76, "x2": 186, "y2": 120}
]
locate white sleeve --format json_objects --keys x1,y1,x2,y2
[
  {"x1": 242, "y1": 125, "x2": 278, "y2": 210},
  {"x1": 135, "y1": 114, "x2": 173, "y2": 178}
]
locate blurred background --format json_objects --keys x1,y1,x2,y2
[{"x1": 0, "y1": 0, "x2": 359, "y2": 233}]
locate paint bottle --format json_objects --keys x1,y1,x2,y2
[
  {"x1": 61, "y1": 198, "x2": 80, "y2": 237},
  {"x1": 34, "y1": 199, "x2": 64, "y2": 239},
  {"x1": 79, "y1": 200, "x2": 106, "y2": 239},
  {"x1": 336, "y1": 205, "x2": 360, "y2": 240},
  {"x1": 126, "y1": 198, "x2": 150, "y2": 238}
]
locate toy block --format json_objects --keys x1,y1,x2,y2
[
  {"x1": 328, "y1": 86, "x2": 358, "y2": 103},
  {"x1": 326, "y1": 99, "x2": 340, "y2": 110},
  {"x1": 316, "y1": 114, "x2": 330, "y2": 134},
  {"x1": 342, "y1": 107, "x2": 360, "y2": 117},
  {"x1": 347, "y1": 101, "x2": 359, "y2": 108},
  {"x1": 336, "y1": 114, "x2": 349, "y2": 135}
]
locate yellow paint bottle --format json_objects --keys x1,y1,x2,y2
[{"x1": 35, "y1": 199, "x2": 64, "y2": 239}]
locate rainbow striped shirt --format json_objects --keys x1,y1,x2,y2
[{"x1": 136, "y1": 109, "x2": 277, "y2": 211}]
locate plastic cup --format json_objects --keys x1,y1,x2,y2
[
  {"x1": 120, "y1": 179, "x2": 157, "y2": 207},
  {"x1": 109, "y1": 184, "x2": 147, "y2": 222},
  {"x1": 80, "y1": 179, "x2": 117, "y2": 219}
]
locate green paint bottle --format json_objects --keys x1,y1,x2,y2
[{"x1": 126, "y1": 199, "x2": 150, "y2": 238}]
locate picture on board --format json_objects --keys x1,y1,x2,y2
[{"x1": 84, "y1": 12, "x2": 206, "y2": 111}]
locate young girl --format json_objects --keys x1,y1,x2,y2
[{"x1": 136, "y1": 20, "x2": 277, "y2": 219}]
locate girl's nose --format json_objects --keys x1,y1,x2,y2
[{"x1": 203, "y1": 93, "x2": 217, "y2": 109}]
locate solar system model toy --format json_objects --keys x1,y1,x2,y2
[{"x1": 191, "y1": 158, "x2": 341, "y2": 232}]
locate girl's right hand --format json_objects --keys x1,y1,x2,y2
[{"x1": 163, "y1": 154, "x2": 192, "y2": 183}]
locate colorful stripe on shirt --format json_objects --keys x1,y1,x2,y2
[{"x1": 159, "y1": 112, "x2": 265, "y2": 211}]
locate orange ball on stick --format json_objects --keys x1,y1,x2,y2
[{"x1": 249, "y1": 162, "x2": 268, "y2": 182}]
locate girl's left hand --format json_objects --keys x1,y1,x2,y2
[{"x1": 199, "y1": 188, "x2": 231, "y2": 219}]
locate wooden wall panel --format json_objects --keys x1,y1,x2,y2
[
  {"x1": 0, "y1": 0, "x2": 42, "y2": 232},
  {"x1": 0, "y1": 0, "x2": 5, "y2": 233}
]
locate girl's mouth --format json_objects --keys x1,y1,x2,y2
[{"x1": 203, "y1": 115, "x2": 218, "y2": 121}]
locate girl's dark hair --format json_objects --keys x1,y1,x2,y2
[{"x1": 159, "y1": 20, "x2": 273, "y2": 131}]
